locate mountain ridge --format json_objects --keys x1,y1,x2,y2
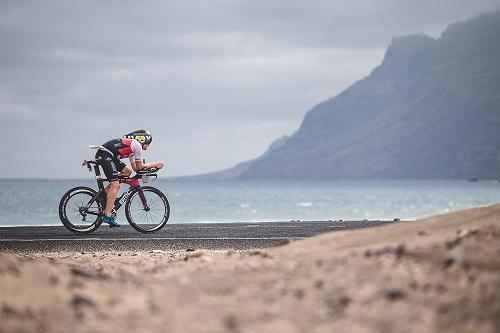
[{"x1": 185, "y1": 9, "x2": 500, "y2": 180}]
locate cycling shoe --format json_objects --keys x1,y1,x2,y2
[{"x1": 101, "y1": 214, "x2": 120, "y2": 227}]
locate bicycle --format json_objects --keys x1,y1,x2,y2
[{"x1": 59, "y1": 159, "x2": 170, "y2": 234}]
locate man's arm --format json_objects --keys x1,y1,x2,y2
[
  {"x1": 128, "y1": 139, "x2": 164, "y2": 171},
  {"x1": 131, "y1": 159, "x2": 165, "y2": 171}
]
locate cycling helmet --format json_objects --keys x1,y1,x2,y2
[{"x1": 124, "y1": 129, "x2": 153, "y2": 145}]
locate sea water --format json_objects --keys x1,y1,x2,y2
[{"x1": 0, "y1": 179, "x2": 499, "y2": 226}]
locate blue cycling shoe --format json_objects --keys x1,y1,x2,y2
[{"x1": 101, "y1": 214, "x2": 120, "y2": 227}]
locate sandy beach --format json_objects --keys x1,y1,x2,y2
[{"x1": 1, "y1": 204, "x2": 500, "y2": 333}]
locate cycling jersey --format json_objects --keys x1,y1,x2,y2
[
  {"x1": 95, "y1": 138, "x2": 143, "y2": 181},
  {"x1": 102, "y1": 138, "x2": 142, "y2": 162}
]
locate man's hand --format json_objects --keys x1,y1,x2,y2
[{"x1": 154, "y1": 161, "x2": 165, "y2": 169}]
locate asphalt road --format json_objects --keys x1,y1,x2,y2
[{"x1": 0, "y1": 220, "x2": 396, "y2": 251}]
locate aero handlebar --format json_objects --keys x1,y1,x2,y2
[{"x1": 82, "y1": 159, "x2": 159, "y2": 182}]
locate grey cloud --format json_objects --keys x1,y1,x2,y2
[{"x1": 1, "y1": 0, "x2": 499, "y2": 177}]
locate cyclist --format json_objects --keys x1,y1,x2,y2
[{"x1": 94, "y1": 129, "x2": 164, "y2": 227}]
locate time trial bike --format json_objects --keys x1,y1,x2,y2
[{"x1": 59, "y1": 159, "x2": 170, "y2": 234}]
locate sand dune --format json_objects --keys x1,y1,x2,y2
[{"x1": 1, "y1": 204, "x2": 500, "y2": 333}]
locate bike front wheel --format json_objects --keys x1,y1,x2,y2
[
  {"x1": 125, "y1": 186, "x2": 170, "y2": 233},
  {"x1": 59, "y1": 186, "x2": 103, "y2": 234}
]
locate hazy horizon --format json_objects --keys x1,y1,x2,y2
[{"x1": 2, "y1": 1, "x2": 499, "y2": 179}]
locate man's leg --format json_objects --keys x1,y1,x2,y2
[
  {"x1": 104, "y1": 180, "x2": 120, "y2": 217},
  {"x1": 120, "y1": 166, "x2": 133, "y2": 177},
  {"x1": 102, "y1": 166, "x2": 131, "y2": 217},
  {"x1": 98, "y1": 155, "x2": 123, "y2": 227}
]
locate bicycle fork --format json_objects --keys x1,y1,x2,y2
[{"x1": 137, "y1": 188, "x2": 150, "y2": 211}]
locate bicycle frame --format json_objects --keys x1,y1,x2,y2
[
  {"x1": 59, "y1": 158, "x2": 167, "y2": 234},
  {"x1": 81, "y1": 160, "x2": 152, "y2": 217}
]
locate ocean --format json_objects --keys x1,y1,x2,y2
[{"x1": 1, "y1": 179, "x2": 499, "y2": 226}]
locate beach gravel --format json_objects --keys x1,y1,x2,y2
[{"x1": 1, "y1": 204, "x2": 500, "y2": 332}]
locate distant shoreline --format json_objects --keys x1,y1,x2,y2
[{"x1": 1, "y1": 177, "x2": 500, "y2": 181}]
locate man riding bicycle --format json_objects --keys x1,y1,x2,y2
[{"x1": 95, "y1": 129, "x2": 164, "y2": 227}]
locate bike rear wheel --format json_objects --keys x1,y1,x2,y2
[
  {"x1": 125, "y1": 186, "x2": 170, "y2": 233},
  {"x1": 59, "y1": 186, "x2": 103, "y2": 234}
]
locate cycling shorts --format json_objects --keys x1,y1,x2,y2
[{"x1": 95, "y1": 150, "x2": 126, "y2": 181}]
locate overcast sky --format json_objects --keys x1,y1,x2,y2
[{"x1": 1, "y1": 0, "x2": 499, "y2": 178}]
